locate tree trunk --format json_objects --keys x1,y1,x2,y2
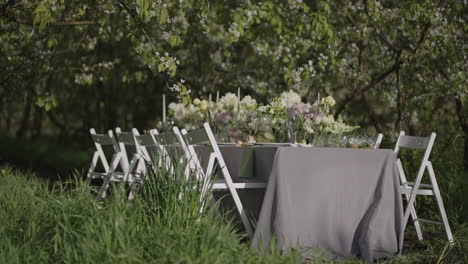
[
  {"x1": 395, "y1": 67, "x2": 401, "y2": 131},
  {"x1": 16, "y1": 91, "x2": 33, "y2": 138},
  {"x1": 464, "y1": 134, "x2": 468, "y2": 171},
  {"x1": 454, "y1": 95, "x2": 468, "y2": 170},
  {"x1": 32, "y1": 106, "x2": 43, "y2": 137},
  {"x1": 47, "y1": 110, "x2": 67, "y2": 135}
]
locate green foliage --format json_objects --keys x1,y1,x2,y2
[
  {"x1": 2, "y1": 0, "x2": 466, "y2": 137},
  {"x1": 32, "y1": 1, "x2": 53, "y2": 30}
]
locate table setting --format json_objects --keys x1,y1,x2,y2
[{"x1": 161, "y1": 90, "x2": 405, "y2": 262}]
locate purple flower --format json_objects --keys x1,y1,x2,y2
[
  {"x1": 290, "y1": 102, "x2": 317, "y2": 119},
  {"x1": 214, "y1": 111, "x2": 232, "y2": 124},
  {"x1": 295, "y1": 102, "x2": 312, "y2": 114}
]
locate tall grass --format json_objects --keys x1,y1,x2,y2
[
  {"x1": 0, "y1": 163, "x2": 466, "y2": 263},
  {"x1": 0, "y1": 164, "x2": 301, "y2": 264}
]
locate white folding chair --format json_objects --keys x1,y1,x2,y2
[
  {"x1": 87, "y1": 128, "x2": 118, "y2": 181},
  {"x1": 123, "y1": 128, "x2": 155, "y2": 184},
  {"x1": 374, "y1": 133, "x2": 383, "y2": 149},
  {"x1": 394, "y1": 131, "x2": 453, "y2": 243},
  {"x1": 153, "y1": 130, "x2": 184, "y2": 174},
  {"x1": 173, "y1": 127, "x2": 193, "y2": 179},
  {"x1": 115, "y1": 127, "x2": 135, "y2": 172},
  {"x1": 95, "y1": 128, "x2": 138, "y2": 199},
  {"x1": 87, "y1": 128, "x2": 126, "y2": 199},
  {"x1": 124, "y1": 129, "x2": 184, "y2": 198},
  {"x1": 173, "y1": 126, "x2": 204, "y2": 182},
  {"x1": 181, "y1": 122, "x2": 266, "y2": 238}
]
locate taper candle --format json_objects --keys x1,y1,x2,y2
[
  {"x1": 317, "y1": 92, "x2": 320, "y2": 114},
  {"x1": 162, "y1": 93, "x2": 166, "y2": 123},
  {"x1": 237, "y1": 87, "x2": 240, "y2": 121}
]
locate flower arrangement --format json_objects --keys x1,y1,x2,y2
[{"x1": 166, "y1": 89, "x2": 358, "y2": 144}]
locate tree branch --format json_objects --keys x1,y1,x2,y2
[
  {"x1": 6, "y1": 16, "x2": 97, "y2": 26},
  {"x1": 334, "y1": 57, "x2": 402, "y2": 117},
  {"x1": 46, "y1": 110, "x2": 67, "y2": 132},
  {"x1": 0, "y1": 0, "x2": 15, "y2": 16},
  {"x1": 454, "y1": 94, "x2": 468, "y2": 133},
  {"x1": 118, "y1": 0, "x2": 158, "y2": 55},
  {"x1": 411, "y1": 23, "x2": 431, "y2": 54},
  {"x1": 364, "y1": 0, "x2": 401, "y2": 53},
  {"x1": 362, "y1": 92, "x2": 384, "y2": 133}
]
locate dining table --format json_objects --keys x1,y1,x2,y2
[{"x1": 196, "y1": 144, "x2": 404, "y2": 262}]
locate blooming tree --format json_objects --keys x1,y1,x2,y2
[{"x1": 1, "y1": 0, "x2": 467, "y2": 165}]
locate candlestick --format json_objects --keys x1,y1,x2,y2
[
  {"x1": 317, "y1": 92, "x2": 320, "y2": 114},
  {"x1": 209, "y1": 93, "x2": 212, "y2": 104},
  {"x1": 236, "y1": 87, "x2": 240, "y2": 136},
  {"x1": 216, "y1": 91, "x2": 220, "y2": 102},
  {"x1": 162, "y1": 93, "x2": 166, "y2": 124},
  {"x1": 237, "y1": 87, "x2": 240, "y2": 121}
]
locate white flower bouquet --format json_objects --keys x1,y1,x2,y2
[{"x1": 167, "y1": 88, "x2": 358, "y2": 145}]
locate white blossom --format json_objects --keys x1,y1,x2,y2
[{"x1": 279, "y1": 90, "x2": 301, "y2": 109}]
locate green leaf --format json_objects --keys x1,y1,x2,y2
[
  {"x1": 158, "y1": 63, "x2": 166, "y2": 73},
  {"x1": 170, "y1": 35, "x2": 181, "y2": 47},
  {"x1": 159, "y1": 8, "x2": 169, "y2": 24},
  {"x1": 47, "y1": 39, "x2": 56, "y2": 48}
]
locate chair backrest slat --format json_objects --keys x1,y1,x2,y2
[
  {"x1": 153, "y1": 132, "x2": 179, "y2": 146},
  {"x1": 135, "y1": 133, "x2": 157, "y2": 147},
  {"x1": 398, "y1": 135, "x2": 430, "y2": 150},
  {"x1": 394, "y1": 131, "x2": 436, "y2": 165},
  {"x1": 183, "y1": 128, "x2": 210, "y2": 145},
  {"x1": 116, "y1": 130, "x2": 136, "y2": 145},
  {"x1": 91, "y1": 134, "x2": 115, "y2": 145},
  {"x1": 115, "y1": 127, "x2": 136, "y2": 171}
]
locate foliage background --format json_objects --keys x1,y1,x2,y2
[{"x1": 0, "y1": 0, "x2": 466, "y2": 221}]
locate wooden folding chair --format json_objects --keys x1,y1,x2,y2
[
  {"x1": 394, "y1": 131, "x2": 453, "y2": 243},
  {"x1": 87, "y1": 128, "x2": 125, "y2": 198},
  {"x1": 181, "y1": 122, "x2": 266, "y2": 238}
]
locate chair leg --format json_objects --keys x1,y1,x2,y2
[
  {"x1": 121, "y1": 155, "x2": 139, "y2": 200},
  {"x1": 128, "y1": 159, "x2": 145, "y2": 201},
  {"x1": 87, "y1": 152, "x2": 99, "y2": 184},
  {"x1": 97, "y1": 154, "x2": 121, "y2": 200},
  {"x1": 427, "y1": 162, "x2": 454, "y2": 244},
  {"x1": 405, "y1": 193, "x2": 424, "y2": 240},
  {"x1": 198, "y1": 155, "x2": 218, "y2": 216},
  {"x1": 403, "y1": 164, "x2": 426, "y2": 233},
  {"x1": 220, "y1": 167, "x2": 254, "y2": 238},
  {"x1": 397, "y1": 159, "x2": 423, "y2": 239}
]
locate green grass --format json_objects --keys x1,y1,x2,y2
[
  {"x1": 0, "y1": 165, "x2": 301, "y2": 264},
  {"x1": 0, "y1": 165, "x2": 466, "y2": 264}
]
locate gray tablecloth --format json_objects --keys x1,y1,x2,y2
[
  {"x1": 196, "y1": 145, "x2": 277, "y2": 181},
  {"x1": 251, "y1": 147, "x2": 404, "y2": 262}
]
